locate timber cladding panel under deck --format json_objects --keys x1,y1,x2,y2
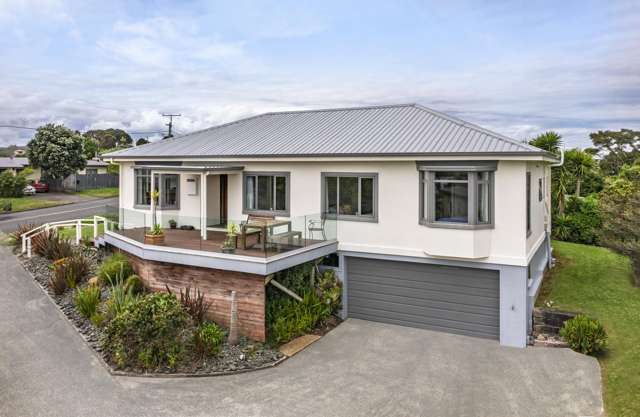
[{"x1": 122, "y1": 252, "x2": 266, "y2": 342}]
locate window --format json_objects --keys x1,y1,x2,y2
[
  {"x1": 243, "y1": 172, "x2": 289, "y2": 215},
  {"x1": 134, "y1": 169, "x2": 151, "y2": 207},
  {"x1": 85, "y1": 168, "x2": 98, "y2": 175},
  {"x1": 322, "y1": 173, "x2": 377, "y2": 221},
  {"x1": 418, "y1": 162, "x2": 496, "y2": 229},
  {"x1": 134, "y1": 169, "x2": 180, "y2": 209},
  {"x1": 538, "y1": 178, "x2": 543, "y2": 201},
  {"x1": 526, "y1": 172, "x2": 532, "y2": 235}
]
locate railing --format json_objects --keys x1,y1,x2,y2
[
  {"x1": 105, "y1": 206, "x2": 338, "y2": 258},
  {"x1": 21, "y1": 216, "x2": 110, "y2": 258}
]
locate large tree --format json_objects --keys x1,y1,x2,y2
[
  {"x1": 590, "y1": 129, "x2": 640, "y2": 176},
  {"x1": 563, "y1": 148, "x2": 597, "y2": 197},
  {"x1": 26, "y1": 124, "x2": 86, "y2": 180},
  {"x1": 599, "y1": 161, "x2": 640, "y2": 285},
  {"x1": 136, "y1": 137, "x2": 150, "y2": 146},
  {"x1": 84, "y1": 128, "x2": 133, "y2": 149}
]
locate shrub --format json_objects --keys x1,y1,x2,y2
[
  {"x1": 0, "y1": 168, "x2": 29, "y2": 198},
  {"x1": 1, "y1": 199, "x2": 11, "y2": 212},
  {"x1": 175, "y1": 286, "x2": 211, "y2": 325},
  {"x1": 102, "y1": 292, "x2": 191, "y2": 370},
  {"x1": 559, "y1": 314, "x2": 608, "y2": 355},
  {"x1": 315, "y1": 269, "x2": 342, "y2": 316},
  {"x1": 90, "y1": 312, "x2": 106, "y2": 327},
  {"x1": 49, "y1": 260, "x2": 68, "y2": 295},
  {"x1": 33, "y1": 230, "x2": 73, "y2": 260},
  {"x1": 97, "y1": 253, "x2": 133, "y2": 286},
  {"x1": 66, "y1": 253, "x2": 91, "y2": 283},
  {"x1": 266, "y1": 290, "x2": 328, "y2": 345},
  {"x1": 105, "y1": 282, "x2": 138, "y2": 320},
  {"x1": 75, "y1": 285, "x2": 101, "y2": 318},
  {"x1": 124, "y1": 274, "x2": 144, "y2": 295},
  {"x1": 8, "y1": 223, "x2": 37, "y2": 248},
  {"x1": 195, "y1": 322, "x2": 225, "y2": 356},
  {"x1": 552, "y1": 195, "x2": 602, "y2": 245}
]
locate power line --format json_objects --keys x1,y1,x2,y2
[
  {"x1": 0, "y1": 125, "x2": 165, "y2": 135},
  {"x1": 162, "y1": 113, "x2": 181, "y2": 139}
]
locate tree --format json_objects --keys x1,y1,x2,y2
[
  {"x1": 590, "y1": 129, "x2": 640, "y2": 176},
  {"x1": 528, "y1": 131, "x2": 562, "y2": 155},
  {"x1": 84, "y1": 128, "x2": 133, "y2": 149},
  {"x1": 26, "y1": 124, "x2": 86, "y2": 180},
  {"x1": 136, "y1": 137, "x2": 150, "y2": 146},
  {"x1": 82, "y1": 136, "x2": 99, "y2": 159},
  {"x1": 564, "y1": 148, "x2": 596, "y2": 197},
  {"x1": 599, "y1": 162, "x2": 640, "y2": 285}
]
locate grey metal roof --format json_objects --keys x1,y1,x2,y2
[
  {"x1": 0, "y1": 157, "x2": 25, "y2": 168},
  {"x1": 86, "y1": 159, "x2": 108, "y2": 167},
  {"x1": 105, "y1": 104, "x2": 548, "y2": 159}
]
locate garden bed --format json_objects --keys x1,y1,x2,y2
[{"x1": 18, "y1": 247, "x2": 286, "y2": 376}]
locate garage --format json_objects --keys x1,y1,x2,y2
[{"x1": 346, "y1": 257, "x2": 500, "y2": 339}]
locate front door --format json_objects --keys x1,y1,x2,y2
[{"x1": 219, "y1": 174, "x2": 228, "y2": 226}]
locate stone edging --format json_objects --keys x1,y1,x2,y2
[{"x1": 17, "y1": 255, "x2": 289, "y2": 378}]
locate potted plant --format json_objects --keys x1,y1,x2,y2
[
  {"x1": 145, "y1": 223, "x2": 165, "y2": 245},
  {"x1": 168, "y1": 219, "x2": 177, "y2": 229},
  {"x1": 222, "y1": 222, "x2": 239, "y2": 254}
]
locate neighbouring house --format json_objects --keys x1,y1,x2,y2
[
  {"x1": 103, "y1": 104, "x2": 556, "y2": 347},
  {"x1": 78, "y1": 159, "x2": 110, "y2": 175},
  {"x1": 0, "y1": 157, "x2": 41, "y2": 181}
]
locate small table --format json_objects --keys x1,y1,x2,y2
[{"x1": 240, "y1": 218, "x2": 292, "y2": 255}]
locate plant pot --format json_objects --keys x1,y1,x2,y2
[
  {"x1": 169, "y1": 224, "x2": 177, "y2": 229},
  {"x1": 221, "y1": 247, "x2": 235, "y2": 254},
  {"x1": 144, "y1": 233, "x2": 165, "y2": 245}
]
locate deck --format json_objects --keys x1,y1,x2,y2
[{"x1": 118, "y1": 228, "x2": 321, "y2": 258}]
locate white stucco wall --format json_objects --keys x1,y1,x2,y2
[{"x1": 118, "y1": 159, "x2": 547, "y2": 266}]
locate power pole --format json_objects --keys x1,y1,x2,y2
[{"x1": 162, "y1": 113, "x2": 181, "y2": 139}]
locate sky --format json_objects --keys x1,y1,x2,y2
[{"x1": 0, "y1": 0, "x2": 638, "y2": 148}]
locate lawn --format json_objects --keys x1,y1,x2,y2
[
  {"x1": 1, "y1": 197, "x2": 68, "y2": 213},
  {"x1": 58, "y1": 220, "x2": 105, "y2": 242},
  {"x1": 76, "y1": 187, "x2": 119, "y2": 198},
  {"x1": 537, "y1": 241, "x2": 640, "y2": 417}
]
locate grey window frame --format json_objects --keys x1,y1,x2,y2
[
  {"x1": 85, "y1": 168, "x2": 98, "y2": 175},
  {"x1": 242, "y1": 171, "x2": 290, "y2": 216},
  {"x1": 321, "y1": 172, "x2": 378, "y2": 222},
  {"x1": 134, "y1": 169, "x2": 180, "y2": 210},
  {"x1": 417, "y1": 161, "x2": 496, "y2": 229}
]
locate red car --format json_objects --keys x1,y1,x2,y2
[{"x1": 31, "y1": 181, "x2": 49, "y2": 193}]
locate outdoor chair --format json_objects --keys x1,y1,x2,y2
[{"x1": 308, "y1": 216, "x2": 327, "y2": 240}]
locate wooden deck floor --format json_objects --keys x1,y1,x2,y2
[{"x1": 119, "y1": 228, "x2": 319, "y2": 258}]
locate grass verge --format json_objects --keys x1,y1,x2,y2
[
  {"x1": 76, "y1": 187, "x2": 119, "y2": 198},
  {"x1": 1, "y1": 197, "x2": 68, "y2": 213},
  {"x1": 537, "y1": 240, "x2": 640, "y2": 417}
]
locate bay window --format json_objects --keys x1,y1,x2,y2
[
  {"x1": 418, "y1": 162, "x2": 495, "y2": 228},
  {"x1": 243, "y1": 172, "x2": 289, "y2": 215},
  {"x1": 322, "y1": 173, "x2": 377, "y2": 221}
]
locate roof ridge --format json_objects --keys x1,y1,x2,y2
[{"x1": 412, "y1": 104, "x2": 536, "y2": 151}]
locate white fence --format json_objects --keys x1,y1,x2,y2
[{"x1": 21, "y1": 216, "x2": 109, "y2": 258}]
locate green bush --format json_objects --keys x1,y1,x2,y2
[
  {"x1": 90, "y1": 312, "x2": 106, "y2": 327},
  {"x1": 1, "y1": 199, "x2": 11, "y2": 212},
  {"x1": 195, "y1": 322, "x2": 225, "y2": 356},
  {"x1": 552, "y1": 195, "x2": 602, "y2": 245},
  {"x1": 75, "y1": 285, "x2": 101, "y2": 318},
  {"x1": 124, "y1": 274, "x2": 144, "y2": 295},
  {"x1": 105, "y1": 281, "x2": 138, "y2": 319},
  {"x1": 266, "y1": 290, "x2": 329, "y2": 345},
  {"x1": 0, "y1": 169, "x2": 29, "y2": 198},
  {"x1": 102, "y1": 292, "x2": 191, "y2": 370},
  {"x1": 559, "y1": 314, "x2": 608, "y2": 355},
  {"x1": 315, "y1": 269, "x2": 342, "y2": 316},
  {"x1": 97, "y1": 253, "x2": 133, "y2": 285}
]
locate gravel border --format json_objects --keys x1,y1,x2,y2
[{"x1": 17, "y1": 248, "x2": 288, "y2": 378}]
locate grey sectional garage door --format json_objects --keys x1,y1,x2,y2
[{"x1": 347, "y1": 257, "x2": 500, "y2": 339}]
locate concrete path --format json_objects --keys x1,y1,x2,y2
[
  {"x1": 0, "y1": 245, "x2": 603, "y2": 417},
  {"x1": 0, "y1": 197, "x2": 118, "y2": 232}
]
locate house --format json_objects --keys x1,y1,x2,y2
[
  {"x1": 0, "y1": 157, "x2": 41, "y2": 181},
  {"x1": 103, "y1": 103, "x2": 557, "y2": 347},
  {"x1": 0, "y1": 157, "x2": 25, "y2": 175},
  {"x1": 78, "y1": 159, "x2": 109, "y2": 175}
]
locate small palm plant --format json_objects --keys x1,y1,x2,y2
[{"x1": 222, "y1": 222, "x2": 239, "y2": 253}]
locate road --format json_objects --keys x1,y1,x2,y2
[{"x1": 0, "y1": 197, "x2": 118, "y2": 232}]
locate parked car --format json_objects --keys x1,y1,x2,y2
[
  {"x1": 31, "y1": 181, "x2": 49, "y2": 193},
  {"x1": 23, "y1": 185, "x2": 36, "y2": 196}
]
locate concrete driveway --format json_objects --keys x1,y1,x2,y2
[{"x1": 0, "y1": 245, "x2": 603, "y2": 417}]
